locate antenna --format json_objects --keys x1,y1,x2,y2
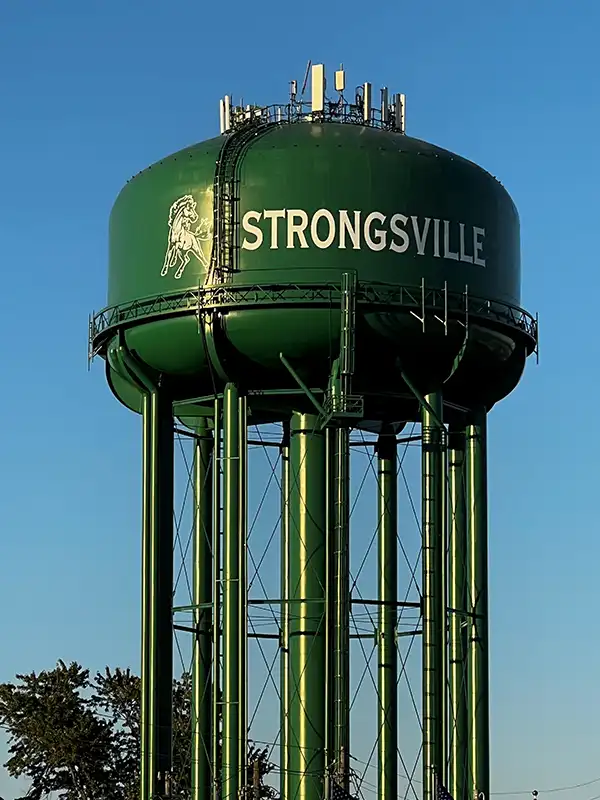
[
  {"x1": 311, "y1": 63, "x2": 325, "y2": 113},
  {"x1": 363, "y1": 82, "x2": 372, "y2": 123},
  {"x1": 381, "y1": 87, "x2": 389, "y2": 123},
  {"x1": 290, "y1": 80, "x2": 298, "y2": 103},
  {"x1": 394, "y1": 92, "x2": 406, "y2": 133},
  {"x1": 219, "y1": 99, "x2": 225, "y2": 134},
  {"x1": 224, "y1": 95, "x2": 231, "y2": 131},
  {"x1": 335, "y1": 65, "x2": 346, "y2": 93},
  {"x1": 300, "y1": 60, "x2": 312, "y2": 97}
]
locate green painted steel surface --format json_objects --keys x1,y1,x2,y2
[
  {"x1": 141, "y1": 389, "x2": 174, "y2": 800},
  {"x1": 289, "y1": 413, "x2": 327, "y2": 800},
  {"x1": 280, "y1": 425, "x2": 291, "y2": 800},
  {"x1": 96, "y1": 121, "x2": 534, "y2": 419},
  {"x1": 140, "y1": 394, "x2": 151, "y2": 800},
  {"x1": 221, "y1": 385, "x2": 248, "y2": 800},
  {"x1": 109, "y1": 124, "x2": 519, "y2": 307},
  {"x1": 375, "y1": 433, "x2": 398, "y2": 800},
  {"x1": 211, "y1": 398, "x2": 222, "y2": 800},
  {"x1": 109, "y1": 136, "x2": 222, "y2": 307},
  {"x1": 192, "y1": 422, "x2": 213, "y2": 800},
  {"x1": 466, "y1": 413, "x2": 489, "y2": 800},
  {"x1": 331, "y1": 427, "x2": 350, "y2": 786},
  {"x1": 448, "y1": 430, "x2": 469, "y2": 800},
  {"x1": 421, "y1": 392, "x2": 446, "y2": 800}
]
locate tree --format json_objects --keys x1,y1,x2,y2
[{"x1": 0, "y1": 661, "x2": 277, "y2": 800}]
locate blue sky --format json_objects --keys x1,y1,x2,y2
[{"x1": 0, "y1": 0, "x2": 599, "y2": 797}]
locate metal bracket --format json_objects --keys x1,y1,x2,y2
[
  {"x1": 279, "y1": 353, "x2": 327, "y2": 418},
  {"x1": 398, "y1": 366, "x2": 444, "y2": 430},
  {"x1": 116, "y1": 330, "x2": 157, "y2": 393},
  {"x1": 409, "y1": 277, "x2": 426, "y2": 331}
]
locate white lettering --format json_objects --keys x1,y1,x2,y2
[
  {"x1": 389, "y1": 214, "x2": 409, "y2": 253},
  {"x1": 241, "y1": 210, "x2": 263, "y2": 250},
  {"x1": 286, "y1": 210, "x2": 309, "y2": 248},
  {"x1": 339, "y1": 210, "x2": 361, "y2": 249},
  {"x1": 263, "y1": 209, "x2": 286, "y2": 249},
  {"x1": 443, "y1": 220, "x2": 459, "y2": 261},
  {"x1": 433, "y1": 219, "x2": 440, "y2": 258},
  {"x1": 364, "y1": 212, "x2": 387, "y2": 251},
  {"x1": 241, "y1": 208, "x2": 489, "y2": 267},
  {"x1": 459, "y1": 223, "x2": 473, "y2": 263},
  {"x1": 411, "y1": 216, "x2": 431, "y2": 255},
  {"x1": 311, "y1": 208, "x2": 336, "y2": 249},
  {"x1": 473, "y1": 227, "x2": 486, "y2": 266}
]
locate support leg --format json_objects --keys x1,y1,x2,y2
[
  {"x1": 448, "y1": 429, "x2": 469, "y2": 800},
  {"x1": 332, "y1": 426, "x2": 351, "y2": 789},
  {"x1": 376, "y1": 431, "x2": 398, "y2": 800},
  {"x1": 422, "y1": 392, "x2": 446, "y2": 800},
  {"x1": 289, "y1": 413, "x2": 327, "y2": 800},
  {"x1": 212, "y1": 399, "x2": 222, "y2": 800},
  {"x1": 466, "y1": 412, "x2": 489, "y2": 800},
  {"x1": 281, "y1": 423, "x2": 291, "y2": 800},
  {"x1": 141, "y1": 390, "x2": 174, "y2": 800},
  {"x1": 221, "y1": 384, "x2": 248, "y2": 800},
  {"x1": 192, "y1": 420, "x2": 213, "y2": 800}
]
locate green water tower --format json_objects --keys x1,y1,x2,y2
[{"x1": 90, "y1": 61, "x2": 537, "y2": 800}]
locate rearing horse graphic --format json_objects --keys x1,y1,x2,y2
[{"x1": 161, "y1": 195, "x2": 213, "y2": 280}]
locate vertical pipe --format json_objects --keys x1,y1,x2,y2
[
  {"x1": 448, "y1": 429, "x2": 469, "y2": 800},
  {"x1": 441, "y1": 423, "x2": 448, "y2": 786},
  {"x1": 422, "y1": 392, "x2": 445, "y2": 800},
  {"x1": 324, "y1": 426, "x2": 334, "y2": 788},
  {"x1": 212, "y1": 399, "x2": 222, "y2": 800},
  {"x1": 221, "y1": 384, "x2": 247, "y2": 800},
  {"x1": 376, "y1": 431, "x2": 398, "y2": 800},
  {"x1": 289, "y1": 412, "x2": 327, "y2": 800},
  {"x1": 143, "y1": 389, "x2": 174, "y2": 799},
  {"x1": 466, "y1": 411, "x2": 489, "y2": 800},
  {"x1": 192, "y1": 420, "x2": 213, "y2": 800},
  {"x1": 239, "y1": 395, "x2": 249, "y2": 792},
  {"x1": 280, "y1": 423, "x2": 291, "y2": 800},
  {"x1": 332, "y1": 425, "x2": 351, "y2": 788},
  {"x1": 140, "y1": 394, "x2": 151, "y2": 800}
]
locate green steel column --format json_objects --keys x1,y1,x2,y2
[
  {"x1": 221, "y1": 385, "x2": 248, "y2": 800},
  {"x1": 376, "y1": 432, "x2": 398, "y2": 800},
  {"x1": 332, "y1": 426, "x2": 350, "y2": 787},
  {"x1": 281, "y1": 423, "x2": 291, "y2": 800},
  {"x1": 448, "y1": 429, "x2": 469, "y2": 800},
  {"x1": 212, "y1": 399, "x2": 222, "y2": 800},
  {"x1": 422, "y1": 392, "x2": 446, "y2": 800},
  {"x1": 289, "y1": 413, "x2": 327, "y2": 800},
  {"x1": 141, "y1": 389, "x2": 174, "y2": 800},
  {"x1": 239, "y1": 395, "x2": 249, "y2": 792},
  {"x1": 466, "y1": 412, "x2": 489, "y2": 800},
  {"x1": 140, "y1": 394, "x2": 151, "y2": 800},
  {"x1": 192, "y1": 421, "x2": 213, "y2": 800}
]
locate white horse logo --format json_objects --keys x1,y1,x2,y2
[{"x1": 161, "y1": 195, "x2": 212, "y2": 280}]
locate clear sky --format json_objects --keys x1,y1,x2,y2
[{"x1": 0, "y1": 0, "x2": 599, "y2": 798}]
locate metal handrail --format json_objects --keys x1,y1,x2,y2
[{"x1": 90, "y1": 281, "x2": 537, "y2": 359}]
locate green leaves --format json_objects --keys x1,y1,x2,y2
[
  {"x1": 0, "y1": 661, "x2": 278, "y2": 799},
  {"x1": 0, "y1": 661, "x2": 115, "y2": 800}
]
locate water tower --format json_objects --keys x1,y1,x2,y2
[{"x1": 89, "y1": 62, "x2": 537, "y2": 800}]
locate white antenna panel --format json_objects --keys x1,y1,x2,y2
[
  {"x1": 394, "y1": 93, "x2": 406, "y2": 133},
  {"x1": 335, "y1": 69, "x2": 345, "y2": 92},
  {"x1": 381, "y1": 87, "x2": 389, "y2": 122},
  {"x1": 363, "y1": 82, "x2": 372, "y2": 122},
  {"x1": 219, "y1": 99, "x2": 225, "y2": 134},
  {"x1": 224, "y1": 95, "x2": 231, "y2": 131},
  {"x1": 311, "y1": 64, "x2": 325, "y2": 112}
]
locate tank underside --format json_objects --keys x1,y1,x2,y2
[{"x1": 93, "y1": 279, "x2": 535, "y2": 429}]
